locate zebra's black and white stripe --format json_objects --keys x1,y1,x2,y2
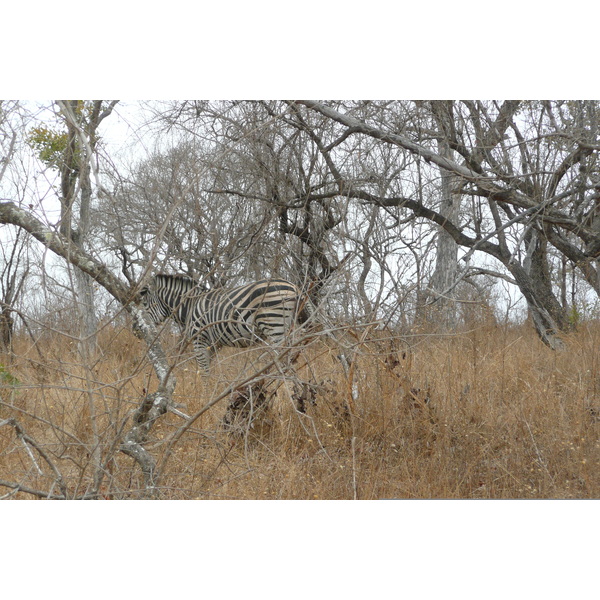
[{"x1": 140, "y1": 274, "x2": 310, "y2": 372}]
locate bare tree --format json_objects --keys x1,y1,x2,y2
[
  {"x1": 0, "y1": 226, "x2": 30, "y2": 351},
  {"x1": 294, "y1": 100, "x2": 600, "y2": 347},
  {"x1": 0, "y1": 196, "x2": 183, "y2": 494},
  {"x1": 0, "y1": 101, "x2": 182, "y2": 496},
  {"x1": 27, "y1": 101, "x2": 119, "y2": 355},
  {"x1": 0, "y1": 101, "x2": 25, "y2": 350}
]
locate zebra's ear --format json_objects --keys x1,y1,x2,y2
[
  {"x1": 139, "y1": 276, "x2": 157, "y2": 297},
  {"x1": 138, "y1": 282, "x2": 154, "y2": 303}
]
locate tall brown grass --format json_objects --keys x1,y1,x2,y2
[{"x1": 1, "y1": 320, "x2": 598, "y2": 499}]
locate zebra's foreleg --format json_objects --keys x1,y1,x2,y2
[{"x1": 192, "y1": 340, "x2": 213, "y2": 374}]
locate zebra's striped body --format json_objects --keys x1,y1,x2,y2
[{"x1": 140, "y1": 274, "x2": 309, "y2": 372}]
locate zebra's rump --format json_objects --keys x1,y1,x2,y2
[{"x1": 191, "y1": 279, "x2": 304, "y2": 348}]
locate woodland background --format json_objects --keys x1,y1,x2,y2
[{"x1": 0, "y1": 100, "x2": 598, "y2": 501}]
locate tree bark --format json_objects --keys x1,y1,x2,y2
[{"x1": 425, "y1": 101, "x2": 462, "y2": 328}]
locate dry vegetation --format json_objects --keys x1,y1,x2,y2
[{"x1": 1, "y1": 320, "x2": 599, "y2": 500}]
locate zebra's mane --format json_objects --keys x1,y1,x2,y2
[
  {"x1": 153, "y1": 273, "x2": 206, "y2": 292},
  {"x1": 155, "y1": 273, "x2": 196, "y2": 285}
]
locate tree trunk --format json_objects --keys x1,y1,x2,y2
[
  {"x1": 75, "y1": 142, "x2": 98, "y2": 356},
  {"x1": 505, "y1": 230, "x2": 567, "y2": 349},
  {"x1": 520, "y1": 229, "x2": 568, "y2": 347},
  {"x1": 0, "y1": 305, "x2": 14, "y2": 351},
  {"x1": 57, "y1": 100, "x2": 101, "y2": 356},
  {"x1": 424, "y1": 102, "x2": 461, "y2": 328}
]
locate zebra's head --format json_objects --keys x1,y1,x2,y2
[
  {"x1": 139, "y1": 277, "x2": 171, "y2": 324},
  {"x1": 139, "y1": 274, "x2": 200, "y2": 325}
]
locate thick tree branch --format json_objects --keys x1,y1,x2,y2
[
  {"x1": 0, "y1": 201, "x2": 133, "y2": 304},
  {"x1": 295, "y1": 100, "x2": 532, "y2": 204},
  {"x1": 295, "y1": 100, "x2": 600, "y2": 247},
  {"x1": 0, "y1": 200, "x2": 177, "y2": 494}
]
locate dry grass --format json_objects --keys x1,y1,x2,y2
[{"x1": 1, "y1": 321, "x2": 599, "y2": 499}]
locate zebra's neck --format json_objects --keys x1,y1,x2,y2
[{"x1": 156, "y1": 275, "x2": 198, "y2": 325}]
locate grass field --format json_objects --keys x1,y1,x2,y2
[{"x1": 1, "y1": 321, "x2": 599, "y2": 499}]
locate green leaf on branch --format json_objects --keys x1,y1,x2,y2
[{"x1": 27, "y1": 126, "x2": 70, "y2": 169}]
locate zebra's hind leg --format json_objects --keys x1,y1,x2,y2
[{"x1": 222, "y1": 379, "x2": 273, "y2": 435}]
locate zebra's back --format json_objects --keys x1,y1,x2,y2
[{"x1": 190, "y1": 278, "x2": 305, "y2": 352}]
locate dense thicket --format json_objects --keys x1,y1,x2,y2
[{"x1": 1, "y1": 100, "x2": 599, "y2": 497}]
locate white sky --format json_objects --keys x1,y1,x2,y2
[{"x1": 3, "y1": 3, "x2": 598, "y2": 100}]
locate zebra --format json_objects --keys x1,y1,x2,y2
[{"x1": 139, "y1": 274, "x2": 312, "y2": 373}]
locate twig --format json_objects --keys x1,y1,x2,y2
[
  {"x1": 0, "y1": 417, "x2": 68, "y2": 497},
  {"x1": 0, "y1": 478, "x2": 66, "y2": 500}
]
